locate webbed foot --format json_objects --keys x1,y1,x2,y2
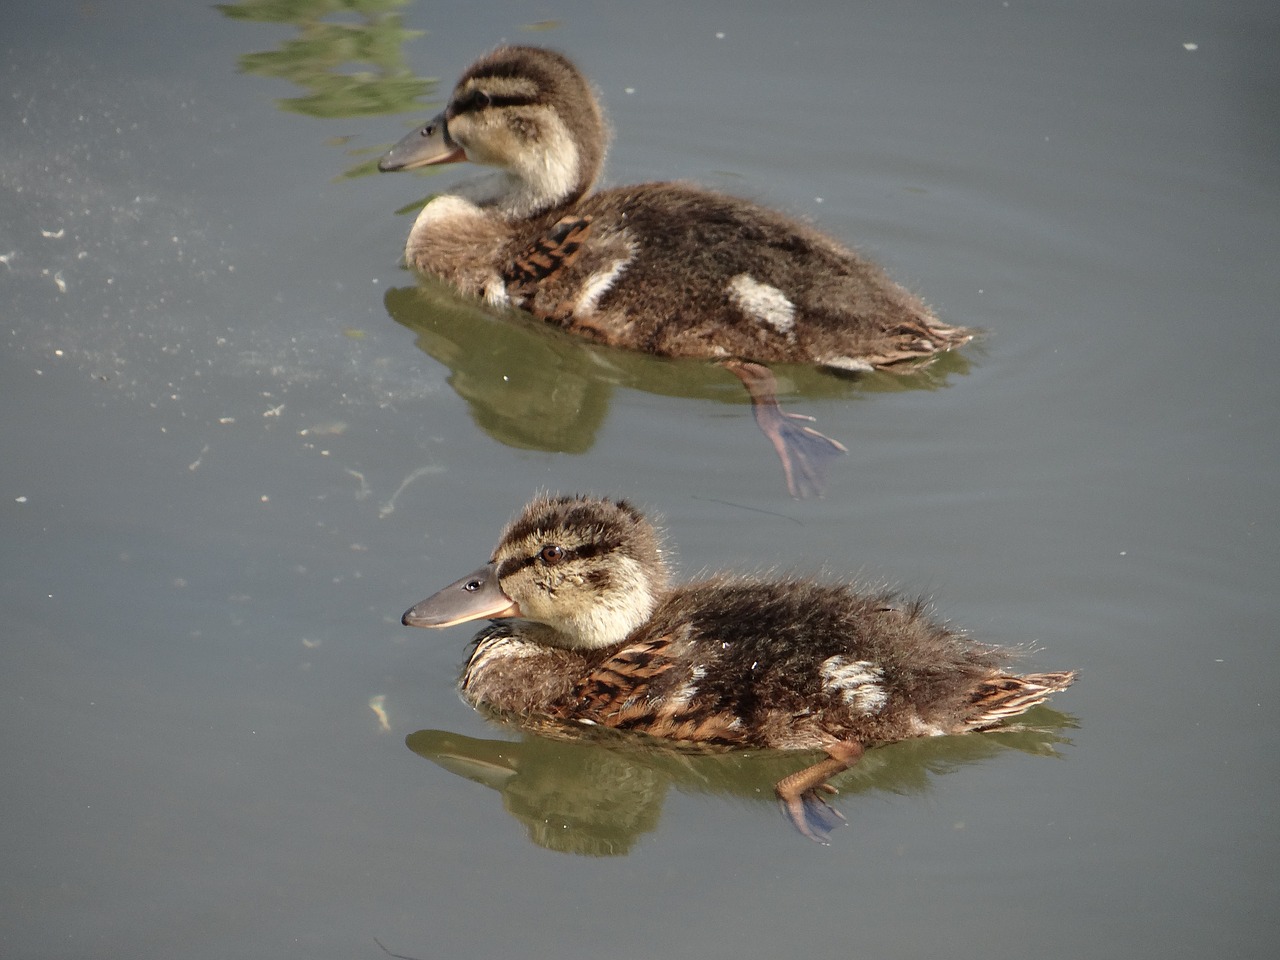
[
  {"x1": 778, "y1": 787, "x2": 847, "y2": 844},
  {"x1": 724, "y1": 360, "x2": 848, "y2": 499},
  {"x1": 774, "y1": 740, "x2": 864, "y2": 843}
]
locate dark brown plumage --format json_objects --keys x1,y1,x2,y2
[
  {"x1": 402, "y1": 494, "x2": 1076, "y2": 840},
  {"x1": 379, "y1": 46, "x2": 972, "y2": 496}
]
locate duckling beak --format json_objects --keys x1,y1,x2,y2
[
  {"x1": 402, "y1": 563, "x2": 521, "y2": 628},
  {"x1": 378, "y1": 112, "x2": 467, "y2": 172}
]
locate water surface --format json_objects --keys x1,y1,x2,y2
[{"x1": 3, "y1": 1, "x2": 1278, "y2": 958}]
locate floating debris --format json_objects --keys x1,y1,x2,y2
[
  {"x1": 369, "y1": 694, "x2": 391, "y2": 732},
  {"x1": 345, "y1": 468, "x2": 371, "y2": 501},
  {"x1": 380, "y1": 465, "x2": 444, "y2": 518},
  {"x1": 300, "y1": 420, "x2": 347, "y2": 437}
]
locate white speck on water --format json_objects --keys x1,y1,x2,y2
[{"x1": 1183, "y1": 42, "x2": 1198, "y2": 51}]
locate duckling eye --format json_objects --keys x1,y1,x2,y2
[
  {"x1": 539, "y1": 544, "x2": 565, "y2": 566},
  {"x1": 464, "y1": 579, "x2": 483, "y2": 592}
]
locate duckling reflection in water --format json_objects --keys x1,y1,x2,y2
[
  {"x1": 402, "y1": 494, "x2": 1076, "y2": 841},
  {"x1": 379, "y1": 46, "x2": 972, "y2": 497},
  {"x1": 408, "y1": 719, "x2": 1076, "y2": 854}
]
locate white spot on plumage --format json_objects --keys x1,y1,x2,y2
[
  {"x1": 483, "y1": 280, "x2": 510, "y2": 307},
  {"x1": 727, "y1": 274, "x2": 796, "y2": 337},
  {"x1": 822, "y1": 355, "x2": 875, "y2": 374},
  {"x1": 668, "y1": 665, "x2": 706, "y2": 707},
  {"x1": 669, "y1": 683, "x2": 696, "y2": 706},
  {"x1": 575, "y1": 242, "x2": 635, "y2": 314},
  {"x1": 819, "y1": 656, "x2": 888, "y2": 714},
  {"x1": 907, "y1": 716, "x2": 946, "y2": 737}
]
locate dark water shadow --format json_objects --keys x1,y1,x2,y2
[
  {"x1": 385, "y1": 279, "x2": 974, "y2": 456},
  {"x1": 406, "y1": 707, "x2": 1075, "y2": 856}
]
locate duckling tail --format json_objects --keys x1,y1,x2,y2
[{"x1": 966, "y1": 670, "x2": 1078, "y2": 730}]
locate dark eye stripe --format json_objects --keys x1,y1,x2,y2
[
  {"x1": 449, "y1": 90, "x2": 538, "y2": 117},
  {"x1": 495, "y1": 539, "x2": 618, "y2": 580}
]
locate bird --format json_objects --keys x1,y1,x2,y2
[
  {"x1": 401, "y1": 494, "x2": 1076, "y2": 841},
  {"x1": 378, "y1": 46, "x2": 973, "y2": 497}
]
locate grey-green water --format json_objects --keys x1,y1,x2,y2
[{"x1": 3, "y1": 1, "x2": 1277, "y2": 957}]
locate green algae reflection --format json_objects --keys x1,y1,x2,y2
[{"x1": 219, "y1": 0, "x2": 437, "y2": 120}]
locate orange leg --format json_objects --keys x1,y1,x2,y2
[
  {"x1": 723, "y1": 360, "x2": 847, "y2": 499},
  {"x1": 775, "y1": 740, "x2": 864, "y2": 843}
]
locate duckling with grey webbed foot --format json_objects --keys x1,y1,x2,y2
[
  {"x1": 378, "y1": 46, "x2": 971, "y2": 497},
  {"x1": 401, "y1": 494, "x2": 1076, "y2": 841}
]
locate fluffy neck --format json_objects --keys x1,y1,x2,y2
[
  {"x1": 552, "y1": 561, "x2": 659, "y2": 651},
  {"x1": 458, "y1": 170, "x2": 577, "y2": 220}
]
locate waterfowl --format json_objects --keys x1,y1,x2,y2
[
  {"x1": 378, "y1": 46, "x2": 972, "y2": 497},
  {"x1": 402, "y1": 494, "x2": 1076, "y2": 841}
]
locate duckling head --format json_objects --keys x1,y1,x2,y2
[
  {"x1": 403, "y1": 495, "x2": 667, "y2": 651},
  {"x1": 379, "y1": 46, "x2": 608, "y2": 219}
]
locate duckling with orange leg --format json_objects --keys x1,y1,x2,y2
[
  {"x1": 402, "y1": 494, "x2": 1075, "y2": 841},
  {"x1": 379, "y1": 47, "x2": 972, "y2": 497}
]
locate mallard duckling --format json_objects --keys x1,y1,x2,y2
[
  {"x1": 402, "y1": 494, "x2": 1076, "y2": 841},
  {"x1": 379, "y1": 46, "x2": 973, "y2": 497}
]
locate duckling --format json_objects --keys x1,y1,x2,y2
[
  {"x1": 402, "y1": 494, "x2": 1076, "y2": 841},
  {"x1": 378, "y1": 46, "x2": 973, "y2": 497}
]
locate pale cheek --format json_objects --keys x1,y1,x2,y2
[
  {"x1": 523, "y1": 572, "x2": 576, "y2": 612},
  {"x1": 467, "y1": 124, "x2": 521, "y2": 168}
]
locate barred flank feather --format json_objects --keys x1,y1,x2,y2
[
  {"x1": 966, "y1": 671, "x2": 1079, "y2": 729},
  {"x1": 504, "y1": 215, "x2": 594, "y2": 294}
]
